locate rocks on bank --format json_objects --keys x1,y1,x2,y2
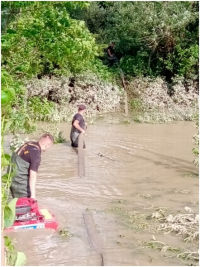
[
  {"x1": 26, "y1": 74, "x2": 198, "y2": 123},
  {"x1": 126, "y1": 77, "x2": 199, "y2": 123}
]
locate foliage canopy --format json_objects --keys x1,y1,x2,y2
[
  {"x1": 2, "y1": 1, "x2": 99, "y2": 78},
  {"x1": 79, "y1": 1, "x2": 199, "y2": 80}
]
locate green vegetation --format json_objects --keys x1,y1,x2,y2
[
  {"x1": 1, "y1": 1, "x2": 199, "y2": 124},
  {"x1": 2, "y1": 1, "x2": 199, "y2": 81},
  {"x1": 1, "y1": 1, "x2": 199, "y2": 265},
  {"x1": 80, "y1": 1, "x2": 199, "y2": 80},
  {"x1": 4, "y1": 236, "x2": 26, "y2": 266},
  {"x1": 1, "y1": 1, "x2": 198, "y2": 127},
  {"x1": 1, "y1": 74, "x2": 28, "y2": 265},
  {"x1": 1, "y1": 1, "x2": 99, "y2": 77},
  {"x1": 38, "y1": 125, "x2": 66, "y2": 144},
  {"x1": 59, "y1": 228, "x2": 73, "y2": 237},
  {"x1": 1, "y1": 70, "x2": 36, "y2": 134},
  {"x1": 28, "y1": 97, "x2": 55, "y2": 121}
]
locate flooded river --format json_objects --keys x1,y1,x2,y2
[{"x1": 6, "y1": 119, "x2": 199, "y2": 266}]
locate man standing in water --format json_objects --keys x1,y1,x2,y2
[
  {"x1": 70, "y1": 104, "x2": 86, "y2": 148},
  {"x1": 9, "y1": 133, "x2": 54, "y2": 199}
]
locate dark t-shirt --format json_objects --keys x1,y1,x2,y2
[
  {"x1": 107, "y1": 46, "x2": 114, "y2": 56},
  {"x1": 71, "y1": 113, "x2": 85, "y2": 133},
  {"x1": 16, "y1": 142, "x2": 41, "y2": 172}
]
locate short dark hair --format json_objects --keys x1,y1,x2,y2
[
  {"x1": 78, "y1": 104, "x2": 86, "y2": 111},
  {"x1": 40, "y1": 133, "x2": 54, "y2": 143},
  {"x1": 111, "y1": 42, "x2": 115, "y2": 45}
]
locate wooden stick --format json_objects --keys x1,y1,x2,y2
[
  {"x1": 119, "y1": 69, "x2": 128, "y2": 117},
  {"x1": 83, "y1": 212, "x2": 104, "y2": 265},
  {"x1": 78, "y1": 132, "x2": 85, "y2": 178}
]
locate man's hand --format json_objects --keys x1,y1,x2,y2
[{"x1": 73, "y1": 120, "x2": 86, "y2": 133}]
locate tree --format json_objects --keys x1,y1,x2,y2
[
  {"x1": 1, "y1": 1, "x2": 99, "y2": 78},
  {"x1": 79, "y1": 1, "x2": 199, "y2": 80}
]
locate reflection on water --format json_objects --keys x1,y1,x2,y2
[{"x1": 6, "y1": 121, "x2": 198, "y2": 266}]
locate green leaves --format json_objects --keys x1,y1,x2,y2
[
  {"x1": 81, "y1": 1, "x2": 199, "y2": 79},
  {"x1": 2, "y1": 173, "x2": 10, "y2": 183},
  {"x1": 15, "y1": 252, "x2": 27, "y2": 266},
  {"x1": 1, "y1": 70, "x2": 16, "y2": 104},
  {"x1": 1, "y1": 90, "x2": 13, "y2": 104},
  {"x1": 1, "y1": 86, "x2": 15, "y2": 105},
  {"x1": 1, "y1": 153, "x2": 10, "y2": 169},
  {"x1": 4, "y1": 198, "x2": 18, "y2": 229},
  {"x1": 28, "y1": 96, "x2": 55, "y2": 121},
  {"x1": 4, "y1": 236, "x2": 26, "y2": 266},
  {"x1": 4, "y1": 206, "x2": 14, "y2": 229},
  {"x1": 2, "y1": 1, "x2": 99, "y2": 77},
  {"x1": 1, "y1": 1, "x2": 198, "y2": 79},
  {"x1": 1, "y1": 70, "x2": 36, "y2": 134}
]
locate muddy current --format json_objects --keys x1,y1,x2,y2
[{"x1": 6, "y1": 119, "x2": 199, "y2": 266}]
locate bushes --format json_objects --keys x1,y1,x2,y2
[
  {"x1": 25, "y1": 74, "x2": 123, "y2": 122},
  {"x1": 28, "y1": 97, "x2": 55, "y2": 121},
  {"x1": 1, "y1": 1, "x2": 99, "y2": 78},
  {"x1": 127, "y1": 76, "x2": 198, "y2": 123},
  {"x1": 38, "y1": 125, "x2": 66, "y2": 144},
  {"x1": 1, "y1": 71, "x2": 29, "y2": 266},
  {"x1": 80, "y1": 1, "x2": 199, "y2": 80}
]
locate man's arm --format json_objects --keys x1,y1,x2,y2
[
  {"x1": 107, "y1": 48, "x2": 113, "y2": 57},
  {"x1": 29, "y1": 170, "x2": 37, "y2": 199},
  {"x1": 73, "y1": 120, "x2": 85, "y2": 134}
]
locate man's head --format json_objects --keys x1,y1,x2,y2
[
  {"x1": 78, "y1": 104, "x2": 86, "y2": 115},
  {"x1": 39, "y1": 133, "x2": 54, "y2": 151},
  {"x1": 110, "y1": 42, "x2": 115, "y2": 47}
]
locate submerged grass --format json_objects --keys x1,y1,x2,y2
[
  {"x1": 107, "y1": 199, "x2": 199, "y2": 265},
  {"x1": 58, "y1": 228, "x2": 73, "y2": 237}
]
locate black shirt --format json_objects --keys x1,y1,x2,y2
[
  {"x1": 107, "y1": 46, "x2": 114, "y2": 56},
  {"x1": 16, "y1": 142, "x2": 41, "y2": 172},
  {"x1": 71, "y1": 113, "x2": 85, "y2": 133}
]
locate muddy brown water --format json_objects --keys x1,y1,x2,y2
[{"x1": 5, "y1": 120, "x2": 199, "y2": 266}]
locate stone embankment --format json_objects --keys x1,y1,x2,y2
[
  {"x1": 126, "y1": 77, "x2": 198, "y2": 122},
  {"x1": 26, "y1": 74, "x2": 198, "y2": 123},
  {"x1": 26, "y1": 74, "x2": 124, "y2": 122}
]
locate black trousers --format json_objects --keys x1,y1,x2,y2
[{"x1": 71, "y1": 134, "x2": 85, "y2": 148}]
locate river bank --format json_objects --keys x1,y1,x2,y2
[{"x1": 25, "y1": 74, "x2": 198, "y2": 124}]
